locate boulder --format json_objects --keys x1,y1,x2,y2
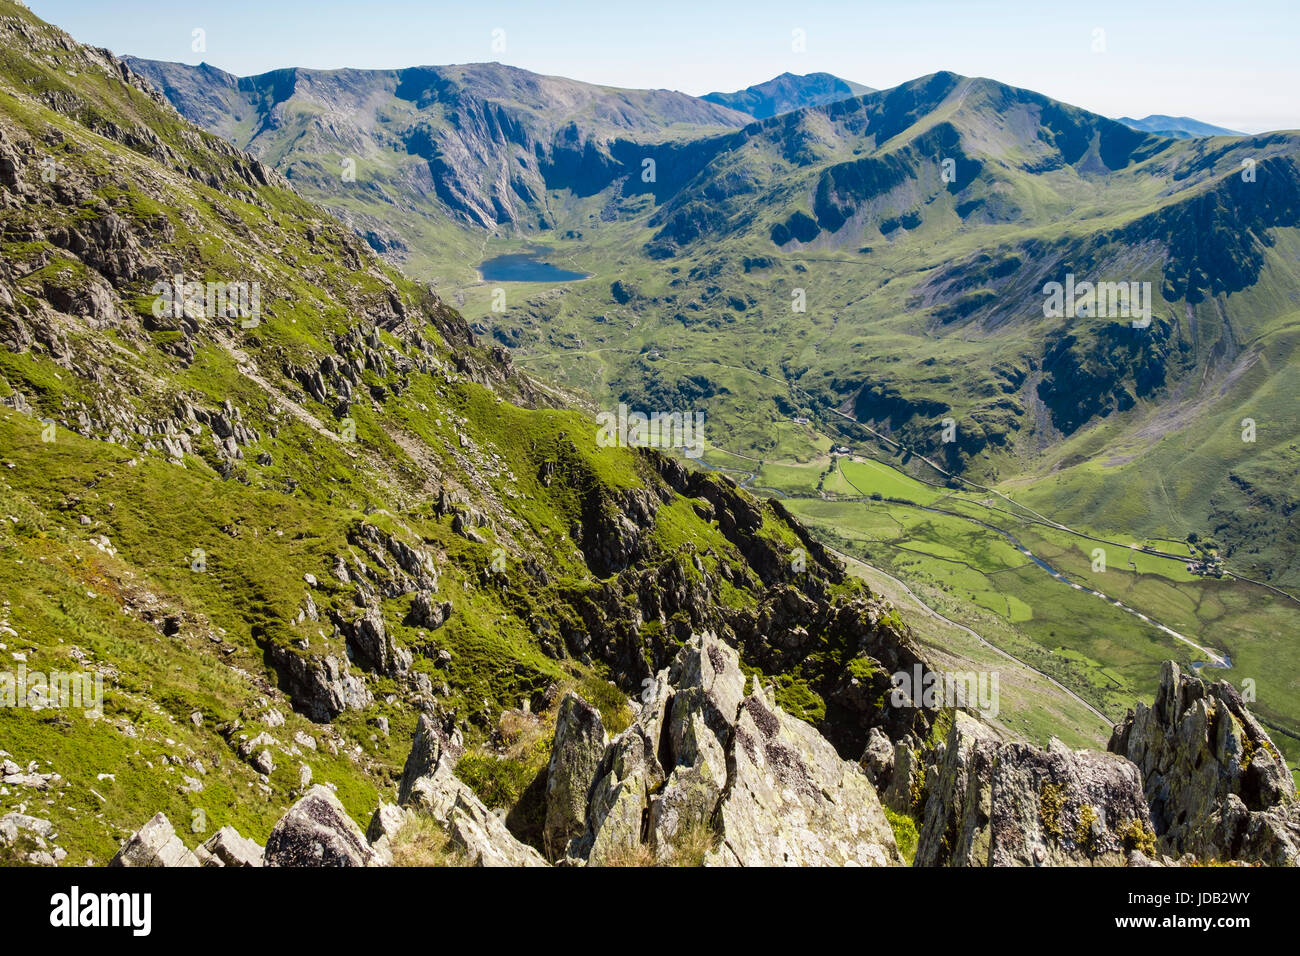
[
  {"x1": 109, "y1": 812, "x2": 200, "y2": 867},
  {"x1": 264, "y1": 786, "x2": 384, "y2": 867},
  {"x1": 196, "y1": 826, "x2": 264, "y2": 867},
  {"x1": 366, "y1": 801, "x2": 412, "y2": 853},
  {"x1": 408, "y1": 591, "x2": 452, "y2": 630}
]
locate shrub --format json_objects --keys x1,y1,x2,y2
[{"x1": 885, "y1": 808, "x2": 919, "y2": 865}]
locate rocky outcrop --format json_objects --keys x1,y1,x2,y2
[
  {"x1": 0, "y1": 813, "x2": 67, "y2": 866},
  {"x1": 408, "y1": 590, "x2": 452, "y2": 630},
  {"x1": 109, "y1": 812, "x2": 200, "y2": 868},
  {"x1": 396, "y1": 715, "x2": 547, "y2": 867},
  {"x1": 565, "y1": 632, "x2": 902, "y2": 866},
  {"x1": 397, "y1": 711, "x2": 464, "y2": 804},
  {"x1": 267, "y1": 645, "x2": 373, "y2": 722},
  {"x1": 264, "y1": 786, "x2": 385, "y2": 867},
  {"x1": 708, "y1": 683, "x2": 903, "y2": 866},
  {"x1": 340, "y1": 605, "x2": 412, "y2": 676},
  {"x1": 914, "y1": 716, "x2": 1154, "y2": 867},
  {"x1": 1109, "y1": 661, "x2": 1300, "y2": 864},
  {"x1": 543, "y1": 693, "x2": 607, "y2": 858}
]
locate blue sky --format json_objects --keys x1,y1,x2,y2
[{"x1": 26, "y1": 0, "x2": 1300, "y2": 132}]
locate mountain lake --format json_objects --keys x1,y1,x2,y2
[{"x1": 478, "y1": 251, "x2": 590, "y2": 282}]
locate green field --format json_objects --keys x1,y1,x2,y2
[{"x1": 754, "y1": 453, "x2": 1300, "y2": 768}]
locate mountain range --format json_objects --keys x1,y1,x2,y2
[
  {"x1": 126, "y1": 56, "x2": 1300, "y2": 578},
  {"x1": 1117, "y1": 114, "x2": 1244, "y2": 139}
]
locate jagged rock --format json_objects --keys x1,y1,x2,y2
[
  {"x1": 881, "y1": 738, "x2": 925, "y2": 815},
  {"x1": 665, "y1": 632, "x2": 746, "y2": 798},
  {"x1": 399, "y1": 741, "x2": 547, "y2": 867},
  {"x1": 576, "y1": 632, "x2": 902, "y2": 867},
  {"x1": 916, "y1": 718, "x2": 1153, "y2": 867},
  {"x1": 397, "y1": 712, "x2": 464, "y2": 805},
  {"x1": 344, "y1": 605, "x2": 411, "y2": 675},
  {"x1": 543, "y1": 692, "x2": 607, "y2": 858},
  {"x1": 908, "y1": 714, "x2": 993, "y2": 859},
  {"x1": 1109, "y1": 661, "x2": 1300, "y2": 864},
  {"x1": 264, "y1": 785, "x2": 385, "y2": 867},
  {"x1": 641, "y1": 636, "x2": 749, "y2": 854},
  {"x1": 366, "y1": 801, "x2": 412, "y2": 854},
  {"x1": 581, "y1": 726, "x2": 664, "y2": 864},
  {"x1": 570, "y1": 670, "x2": 671, "y2": 864},
  {"x1": 451, "y1": 511, "x2": 486, "y2": 543},
  {"x1": 268, "y1": 645, "x2": 373, "y2": 721},
  {"x1": 861, "y1": 726, "x2": 896, "y2": 789},
  {"x1": 442, "y1": 785, "x2": 548, "y2": 867},
  {"x1": 707, "y1": 684, "x2": 903, "y2": 866},
  {"x1": 196, "y1": 826, "x2": 264, "y2": 867},
  {"x1": 109, "y1": 812, "x2": 200, "y2": 867},
  {"x1": 392, "y1": 709, "x2": 546, "y2": 866}
]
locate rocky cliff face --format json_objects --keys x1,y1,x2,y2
[
  {"x1": 102, "y1": 643, "x2": 1300, "y2": 868},
  {"x1": 874, "y1": 661, "x2": 1300, "y2": 867},
  {"x1": 124, "y1": 58, "x2": 749, "y2": 232},
  {"x1": 1109, "y1": 661, "x2": 1300, "y2": 865},
  {"x1": 909, "y1": 714, "x2": 1154, "y2": 867}
]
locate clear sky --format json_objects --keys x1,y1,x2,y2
[{"x1": 25, "y1": 0, "x2": 1300, "y2": 133}]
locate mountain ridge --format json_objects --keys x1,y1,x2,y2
[{"x1": 1118, "y1": 113, "x2": 1246, "y2": 139}]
